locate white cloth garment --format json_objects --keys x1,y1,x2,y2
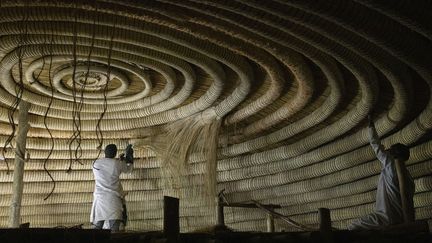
[
  {"x1": 90, "y1": 157, "x2": 133, "y2": 224},
  {"x1": 348, "y1": 125, "x2": 415, "y2": 230}
]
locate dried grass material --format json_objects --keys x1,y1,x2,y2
[{"x1": 138, "y1": 109, "x2": 221, "y2": 223}]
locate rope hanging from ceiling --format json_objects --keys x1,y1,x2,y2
[
  {"x1": 40, "y1": 20, "x2": 57, "y2": 200},
  {"x1": 67, "y1": 7, "x2": 81, "y2": 173}
]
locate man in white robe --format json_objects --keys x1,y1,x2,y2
[
  {"x1": 90, "y1": 144, "x2": 133, "y2": 231},
  {"x1": 348, "y1": 116, "x2": 415, "y2": 230}
]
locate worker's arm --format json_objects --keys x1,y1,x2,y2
[{"x1": 368, "y1": 116, "x2": 390, "y2": 166}]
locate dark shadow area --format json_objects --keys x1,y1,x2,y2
[{"x1": 0, "y1": 226, "x2": 430, "y2": 243}]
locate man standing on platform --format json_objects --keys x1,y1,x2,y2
[
  {"x1": 348, "y1": 115, "x2": 415, "y2": 230},
  {"x1": 91, "y1": 144, "x2": 134, "y2": 232}
]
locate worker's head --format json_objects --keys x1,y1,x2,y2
[
  {"x1": 388, "y1": 143, "x2": 410, "y2": 162},
  {"x1": 105, "y1": 144, "x2": 117, "y2": 158}
]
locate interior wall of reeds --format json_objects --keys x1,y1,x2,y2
[{"x1": 0, "y1": 0, "x2": 431, "y2": 232}]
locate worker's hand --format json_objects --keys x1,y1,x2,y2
[{"x1": 125, "y1": 144, "x2": 134, "y2": 164}]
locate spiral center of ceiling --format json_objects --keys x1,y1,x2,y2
[{"x1": 69, "y1": 71, "x2": 108, "y2": 91}]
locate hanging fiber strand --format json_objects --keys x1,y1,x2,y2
[
  {"x1": 67, "y1": 10, "x2": 80, "y2": 172},
  {"x1": 73, "y1": 2, "x2": 98, "y2": 166},
  {"x1": 42, "y1": 28, "x2": 56, "y2": 201},
  {"x1": 94, "y1": 20, "x2": 115, "y2": 165}
]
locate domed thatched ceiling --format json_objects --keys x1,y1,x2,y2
[{"x1": 0, "y1": 0, "x2": 431, "y2": 231}]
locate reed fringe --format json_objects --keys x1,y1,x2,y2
[{"x1": 138, "y1": 109, "x2": 221, "y2": 226}]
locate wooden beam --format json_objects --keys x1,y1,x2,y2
[
  {"x1": 9, "y1": 101, "x2": 30, "y2": 228},
  {"x1": 252, "y1": 200, "x2": 313, "y2": 231},
  {"x1": 219, "y1": 202, "x2": 281, "y2": 209}
]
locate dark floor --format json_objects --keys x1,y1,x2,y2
[{"x1": 0, "y1": 228, "x2": 431, "y2": 243}]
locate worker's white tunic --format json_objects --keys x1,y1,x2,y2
[
  {"x1": 348, "y1": 125, "x2": 415, "y2": 230},
  {"x1": 90, "y1": 158, "x2": 133, "y2": 224}
]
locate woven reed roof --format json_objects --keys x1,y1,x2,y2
[{"x1": 1, "y1": 0, "x2": 432, "y2": 232}]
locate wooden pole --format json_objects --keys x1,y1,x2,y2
[
  {"x1": 216, "y1": 196, "x2": 225, "y2": 226},
  {"x1": 318, "y1": 208, "x2": 331, "y2": 233},
  {"x1": 428, "y1": 219, "x2": 432, "y2": 233},
  {"x1": 163, "y1": 196, "x2": 179, "y2": 242},
  {"x1": 394, "y1": 160, "x2": 414, "y2": 223},
  {"x1": 9, "y1": 101, "x2": 31, "y2": 228},
  {"x1": 266, "y1": 214, "x2": 275, "y2": 232},
  {"x1": 318, "y1": 208, "x2": 333, "y2": 243}
]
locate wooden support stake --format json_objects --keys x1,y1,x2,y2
[
  {"x1": 216, "y1": 196, "x2": 225, "y2": 226},
  {"x1": 318, "y1": 208, "x2": 333, "y2": 243},
  {"x1": 318, "y1": 208, "x2": 331, "y2": 233},
  {"x1": 9, "y1": 101, "x2": 30, "y2": 228},
  {"x1": 428, "y1": 219, "x2": 432, "y2": 233},
  {"x1": 266, "y1": 214, "x2": 275, "y2": 232},
  {"x1": 163, "y1": 196, "x2": 179, "y2": 242},
  {"x1": 20, "y1": 222, "x2": 30, "y2": 228}
]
